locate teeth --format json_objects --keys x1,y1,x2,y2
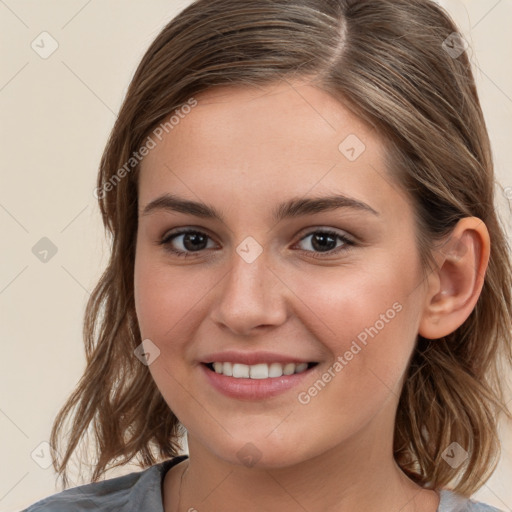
[
  {"x1": 223, "y1": 362, "x2": 233, "y2": 377},
  {"x1": 210, "y1": 362, "x2": 310, "y2": 379},
  {"x1": 283, "y1": 363, "x2": 295, "y2": 375},
  {"x1": 249, "y1": 363, "x2": 268, "y2": 379},
  {"x1": 268, "y1": 362, "x2": 284, "y2": 378},
  {"x1": 232, "y1": 363, "x2": 249, "y2": 378}
]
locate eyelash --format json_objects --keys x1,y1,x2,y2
[{"x1": 158, "y1": 228, "x2": 355, "y2": 259}]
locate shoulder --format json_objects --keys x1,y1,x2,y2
[
  {"x1": 21, "y1": 456, "x2": 186, "y2": 512},
  {"x1": 438, "y1": 489, "x2": 504, "y2": 512}
]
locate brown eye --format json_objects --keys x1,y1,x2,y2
[
  {"x1": 295, "y1": 230, "x2": 354, "y2": 256},
  {"x1": 160, "y1": 230, "x2": 216, "y2": 257}
]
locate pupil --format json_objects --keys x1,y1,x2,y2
[
  {"x1": 312, "y1": 233, "x2": 336, "y2": 252},
  {"x1": 184, "y1": 232, "x2": 207, "y2": 251},
  {"x1": 180, "y1": 232, "x2": 337, "y2": 252}
]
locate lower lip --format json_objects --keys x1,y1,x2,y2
[{"x1": 201, "y1": 364, "x2": 314, "y2": 400}]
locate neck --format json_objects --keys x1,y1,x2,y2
[{"x1": 165, "y1": 433, "x2": 439, "y2": 512}]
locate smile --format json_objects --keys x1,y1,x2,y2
[
  {"x1": 201, "y1": 360, "x2": 319, "y2": 400},
  {"x1": 205, "y1": 361, "x2": 316, "y2": 379}
]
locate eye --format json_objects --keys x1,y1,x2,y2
[
  {"x1": 159, "y1": 229, "x2": 217, "y2": 257},
  {"x1": 294, "y1": 229, "x2": 354, "y2": 257},
  {"x1": 159, "y1": 227, "x2": 355, "y2": 259}
]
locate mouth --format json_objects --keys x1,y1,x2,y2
[
  {"x1": 203, "y1": 361, "x2": 318, "y2": 379},
  {"x1": 200, "y1": 359, "x2": 320, "y2": 400}
]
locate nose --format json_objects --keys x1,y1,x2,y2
[{"x1": 209, "y1": 249, "x2": 288, "y2": 336}]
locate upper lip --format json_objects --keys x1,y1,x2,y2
[{"x1": 200, "y1": 351, "x2": 315, "y2": 366}]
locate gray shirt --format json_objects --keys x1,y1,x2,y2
[{"x1": 22, "y1": 455, "x2": 504, "y2": 511}]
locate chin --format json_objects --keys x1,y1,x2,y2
[{"x1": 192, "y1": 427, "x2": 326, "y2": 470}]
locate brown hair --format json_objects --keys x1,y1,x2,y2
[{"x1": 50, "y1": 0, "x2": 512, "y2": 496}]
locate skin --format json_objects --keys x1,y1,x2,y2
[{"x1": 134, "y1": 80, "x2": 489, "y2": 512}]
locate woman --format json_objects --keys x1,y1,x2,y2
[{"x1": 24, "y1": 1, "x2": 511, "y2": 510}]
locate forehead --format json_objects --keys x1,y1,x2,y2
[{"x1": 138, "y1": 80, "x2": 410, "y2": 222}]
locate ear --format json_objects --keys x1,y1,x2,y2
[{"x1": 418, "y1": 217, "x2": 490, "y2": 340}]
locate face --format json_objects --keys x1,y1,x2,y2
[{"x1": 134, "y1": 80, "x2": 430, "y2": 469}]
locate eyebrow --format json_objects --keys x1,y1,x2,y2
[{"x1": 140, "y1": 193, "x2": 379, "y2": 223}]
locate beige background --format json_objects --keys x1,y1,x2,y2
[{"x1": 1, "y1": 1, "x2": 511, "y2": 511}]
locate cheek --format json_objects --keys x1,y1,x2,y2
[
  {"x1": 288, "y1": 259, "x2": 419, "y2": 342},
  {"x1": 134, "y1": 250, "x2": 214, "y2": 342},
  {"x1": 290, "y1": 277, "x2": 420, "y2": 443},
  {"x1": 287, "y1": 260, "x2": 422, "y2": 398}
]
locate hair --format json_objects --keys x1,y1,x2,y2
[{"x1": 50, "y1": 0, "x2": 512, "y2": 496}]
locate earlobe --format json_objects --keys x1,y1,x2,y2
[{"x1": 418, "y1": 217, "x2": 490, "y2": 340}]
